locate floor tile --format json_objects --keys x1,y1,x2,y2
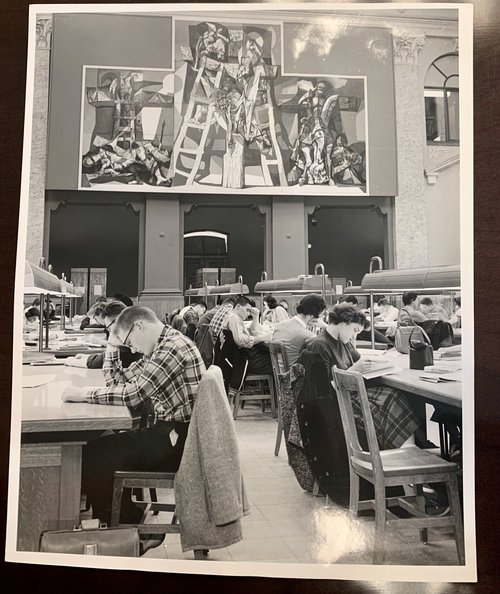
[{"x1": 227, "y1": 537, "x2": 296, "y2": 562}]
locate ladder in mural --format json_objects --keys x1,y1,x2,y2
[
  {"x1": 241, "y1": 66, "x2": 287, "y2": 187},
  {"x1": 167, "y1": 63, "x2": 223, "y2": 185}
]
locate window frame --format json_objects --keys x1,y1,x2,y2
[{"x1": 424, "y1": 52, "x2": 459, "y2": 146}]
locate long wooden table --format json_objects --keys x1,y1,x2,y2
[
  {"x1": 376, "y1": 352, "x2": 462, "y2": 458},
  {"x1": 18, "y1": 365, "x2": 133, "y2": 552},
  {"x1": 378, "y1": 352, "x2": 461, "y2": 410}
]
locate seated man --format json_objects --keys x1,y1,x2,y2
[
  {"x1": 182, "y1": 300, "x2": 207, "y2": 340},
  {"x1": 223, "y1": 296, "x2": 273, "y2": 375},
  {"x1": 209, "y1": 297, "x2": 234, "y2": 343},
  {"x1": 65, "y1": 301, "x2": 141, "y2": 369},
  {"x1": 341, "y1": 295, "x2": 392, "y2": 347},
  {"x1": 376, "y1": 298, "x2": 399, "y2": 323},
  {"x1": 419, "y1": 297, "x2": 450, "y2": 321},
  {"x1": 62, "y1": 306, "x2": 205, "y2": 534},
  {"x1": 79, "y1": 297, "x2": 108, "y2": 330}
]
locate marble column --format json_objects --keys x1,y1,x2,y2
[
  {"x1": 393, "y1": 35, "x2": 429, "y2": 269},
  {"x1": 271, "y1": 197, "x2": 308, "y2": 278},
  {"x1": 26, "y1": 16, "x2": 52, "y2": 265},
  {"x1": 139, "y1": 194, "x2": 184, "y2": 319}
]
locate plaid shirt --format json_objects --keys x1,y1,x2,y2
[
  {"x1": 86, "y1": 326, "x2": 205, "y2": 423},
  {"x1": 209, "y1": 303, "x2": 233, "y2": 341}
]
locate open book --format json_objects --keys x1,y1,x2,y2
[
  {"x1": 419, "y1": 372, "x2": 462, "y2": 383},
  {"x1": 361, "y1": 361, "x2": 402, "y2": 380},
  {"x1": 359, "y1": 354, "x2": 402, "y2": 380}
]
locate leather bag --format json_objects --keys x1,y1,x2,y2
[
  {"x1": 409, "y1": 326, "x2": 434, "y2": 370},
  {"x1": 39, "y1": 519, "x2": 140, "y2": 557},
  {"x1": 395, "y1": 325, "x2": 426, "y2": 354}
]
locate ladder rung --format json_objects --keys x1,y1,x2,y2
[
  {"x1": 263, "y1": 159, "x2": 279, "y2": 165},
  {"x1": 192, "y1": 97, "x2": 213, "y2": 105},
  {"x1": 179, "y1": 148, "x2": 200, "y2": 155},
  {"x1": 173, "y1": 169, "x2": 189, "y2": 177},
  {"x1": 186, "y1": 122, "x2": 206, "y2": 130}
]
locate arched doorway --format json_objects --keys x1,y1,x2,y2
[
  {"x1": 183, "y1": 230, "x2": 229, "y2": 290},
  {"x1": 183, "y1": 205, "x2": 266, "y2": 292}
]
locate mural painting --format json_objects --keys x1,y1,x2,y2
[
  {"x1": 79, "y1": 22, "x2": 366, "y2": 191},
  {"x1": 80, "y1": 68, "x2": 174, "y2": 187}
]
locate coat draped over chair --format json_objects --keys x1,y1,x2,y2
[{"x1": 174, "y1": 365, "x2": 250, "y2": 552}]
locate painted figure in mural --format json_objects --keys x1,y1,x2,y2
[
  {"x1": 193, "y1": 22, "x2": 229, "y2": 98},
  {"x1": 330, "y1": 134, "x2": 365, "y2": 185},
  {"x1": 82, "y1": 135, "x2": 171, "y2": 186},
  {"x1": 291, "y1": 80, "x2": 340, "y2": 186},
  {"x1": 236, "y1": 31, "x2": 270, "y2": 145}
]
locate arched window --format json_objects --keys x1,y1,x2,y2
[{"x1": 424, "y1": 53, "x2": 459, "y2": 144}]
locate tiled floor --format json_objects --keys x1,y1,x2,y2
[{"x1": 143, "y1": 404, "x2": 461, "y2": 565}]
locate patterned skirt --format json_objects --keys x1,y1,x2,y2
[{"x1": 351, "y1": 385, "x2": 420, "y2": 450}]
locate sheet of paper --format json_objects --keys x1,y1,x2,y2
[{"x1": 22, "y1": 374, "x2": 57, "y2": 388}]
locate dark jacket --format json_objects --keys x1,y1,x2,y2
[
  {"x1": 295, "y1": 350, "x2": 352, "y2": 506},
  {"x1": 214, "y1": 329, "x2": 249, "y2": 392},
  {"x1": 277, "y1": 363, "x2": 315, "y2": 492}
]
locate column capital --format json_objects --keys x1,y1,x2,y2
[
  {"x1": 393, "y1": 35, "x2": 426, "y2": 64},
  {"x1": 36, "y1": 15, "x2": 53, "y2": 49}
]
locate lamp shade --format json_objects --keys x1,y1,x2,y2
[
  {"x1": 209, "y1": 283, "x2": 249, "y2": 295},
  {"x1": 360, "y1": 264, "x2": 460, "y2": 292},
  {"x1": 24, "y1": 261, "x2": 63, "y2": 294},
  {"x1": 254, "y1": 275, "x2": 330, "y2": 294}
]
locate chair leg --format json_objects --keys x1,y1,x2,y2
[
  {"x1": 110, "y1": 477, "x2": 125, "y2": 527},
  {"x1": 373, "y1": 484, "x2": 387, "y2": 564},
  {"x1": 446, "y1": 473, "x2": 465, "y2": 564},
  {"x1": 349, "y1": 470, "x2": 360, "y2": 516},
  {"x1": 415, "y1": 484, "x2": 428, "y2": 544},
  {"x1": 269, "y1": 378, "x2": 277, "y2": 418},
  {"x1": 274, "y1": 409, "x2": 283, "y2": 456},
  {"x1": 233, "y1": 390, "x2": 241, "y2": 420}
]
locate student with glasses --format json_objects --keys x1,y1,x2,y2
[
  {"x1": 62, "y1": 305, "x2": 205, "y2": 550},
  {"x1": 65, "y1": 301, "x2": 141, "y2": 370}
]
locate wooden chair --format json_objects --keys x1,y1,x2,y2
[
  {"x1": 269, "y1": 341, "x2": 290, "y2": 455},
  {"x1": 332, "y1": 366, "x2": 465, "y2": 565},
  {"x1": 110, "y1": 471, "x2": 206, "y2": 559},
  {"x1": 232, "y1": 370, "x2": 276, "y2": 420},
  {"x1": 216, "y1": 330, "x2": 276, "y2": 420}
]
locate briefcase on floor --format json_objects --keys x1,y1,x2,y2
[{"x1": 39, "y1": 519, "x2": 140, "y2": 557}]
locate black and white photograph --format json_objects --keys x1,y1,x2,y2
[{"x1": 5, "y1": 2, "x2": 476, "y2": 584}]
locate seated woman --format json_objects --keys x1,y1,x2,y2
[
  {"x1": 272, "y1": 294, "x2": 326, "y2": 366},
  {"x1": 306, "y1": 304, "x2": 420, "y2": 450},
  {"x1": 263, "y1": 295, "x2": 289, "y2": 328},
  {"x1": 398, "y1": 292, "x2": 429, "y2": 326}
]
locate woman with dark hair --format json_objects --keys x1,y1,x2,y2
[
  {"x1": 263, "y1": 295, "x2": 289, "y2": 326},
  {"x1": 272, "y1": 294, "x2": 326, "y2": 366},
  {"x1": 399, "y1": 292, "x2": 428, "y2": 325},
  {"x1": 306, "y1": 304, "x2": 420, "y2": 449}
]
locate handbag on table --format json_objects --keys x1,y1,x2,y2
[
  {"x1": 394, "y1": 325, "x2": 426, "y2": 354},
  {"x1": 409, "y1": 326, "x2": 434, "y2": 370},
  {"x1": 39, "y1": 518, "x2": 140, "y2": 557}
]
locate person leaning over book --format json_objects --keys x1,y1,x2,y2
[
  {"x1": 62, "y1": 306, "x2": 205, "y2": 536},
  {"x1": 305, "y1": 303, "x2": 422, "y2": 450}
]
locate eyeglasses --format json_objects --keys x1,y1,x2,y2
[{"x1": 120, "y1": 323, "x2": 136, "y2": 348}]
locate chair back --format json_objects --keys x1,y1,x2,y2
[
  {"x1": 269, "y1": 341, "x2": 290, "y2": 378},
  {"x1": 331, "y1": 367, "x2": 383, "y2": 478},
  {"x1": 171, "y1": 314, "x2": 187, "y2": 334},
  {"x1": 194, "y1": 323, "x2": 214, "y2": 367}
]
